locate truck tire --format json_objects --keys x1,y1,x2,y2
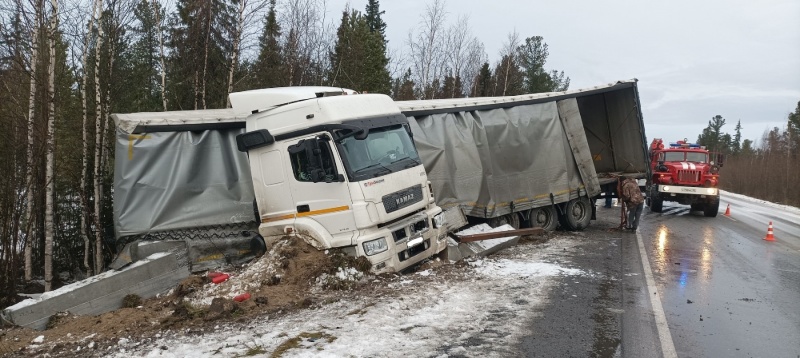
[
  {"x1": 704, "y1": 197, "x2": 720, "y2": 217},
  {"x1": 649, "y1": 189, "x2": 663, "y2": 213},
  {"x1": 690, "y1": 203, "x2": 703, "y2": 211},
  {"x1": 650, "y1": 198, "x2": 663, "y2": 213},
  {"x1": 559, "y1": 197, "x2": 592, "y2": 231},
  {"x1": 527, "y1": 206, "x2": 559, "y2": 231},
  {"x1": 488, "y1": 213, "x2": 521, "y2": 229}
]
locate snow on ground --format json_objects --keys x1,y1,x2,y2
[
  {"x1": 109, "y1": 237, "x2": 587, "y2": 358},
  {"x1": 721, "y1": 190, "x2": 800, "y2": 215}
]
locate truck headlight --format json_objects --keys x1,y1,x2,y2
[
  {"x1": 706, "y1": 188, "x2": 717, "y2": 195},
  {"x1": 433, "y1": 212, "x2": 446, "y2": 228},
  {"x1": 662, "y1": 186, "x2": 670, "y2": 192},
  {"x1": 362, "y1": 237, "x2": 388, "y2": 256}
]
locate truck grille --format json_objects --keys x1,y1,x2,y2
[
  {"x1": 677, "y1": 170, "x2": 701, "y2": 183},
  {"x1": 382, "y1": 185, "x2": 423, "y2": 214}
]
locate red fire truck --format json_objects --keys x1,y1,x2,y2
[{"x1": 647, "y1": 138, "x2": 722, "y2": 217}]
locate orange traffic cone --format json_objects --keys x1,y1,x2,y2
[
  {"x1": 763, "y1": 221, "x2": 775, "y2": 241},
  {"x1": 724, "y1": 204, "x2": 731, "y2": 216}
]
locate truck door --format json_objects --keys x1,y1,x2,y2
[{"x1": 286, "y1": 134, "x2": 356, "y2": 244}]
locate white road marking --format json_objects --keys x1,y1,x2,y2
[{"x1": 636, "y1": 231, "x2": 678, "y2": 358}]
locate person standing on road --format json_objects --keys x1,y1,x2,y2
[{"x1": 620, "y1": 177, "x2": 644, "y2": 231}]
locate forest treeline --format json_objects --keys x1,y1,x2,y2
[
  {"x1": 0, "y1": 0, "x2": 570, "y2": 305},
  {"x1": 696, "y1": 107, "x2": 800, "y2": 208}
]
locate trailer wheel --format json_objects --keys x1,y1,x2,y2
[
  {"x1": 488, "y1": 213, "x2": 521, "y2": 229},
  {"x1": 559, "y1": 197, "x2": 592, "y2": 231},
  {"x1": 527, "y1": 207, "x2": 559, "y2": 231},
  {"x1": 704, "y1": 197, "x2": 719, "y2": 217}
]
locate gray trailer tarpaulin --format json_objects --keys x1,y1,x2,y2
[
  {"x1": 403, "y1": 99, "x2": 599, "y2": 219},
  {"x1": 112, "y1": 110, "x2": 256, "y2": 238}
]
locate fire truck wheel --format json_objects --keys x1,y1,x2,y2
[
  {"x1": 559, "y1": 197, "x2": 592, "y2": 231},
  {"x1": 704, "y1": 198, "x2": 719, "y2": 217},
  {"x1": 650, "y1": 198, "x2": 663, "y2": 212},
  {"x1": 527, "y1": 206, "x2": 559, "y2": 231}
]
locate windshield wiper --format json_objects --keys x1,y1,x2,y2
[
  {"x1": 391, "y1": 156, "x2": 422, "y2": 168},
  {"x1": 353, "y1": 162, "x2": 392, "y2": 176}
]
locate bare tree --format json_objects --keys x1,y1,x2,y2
[
  {"x1": 497, "y1": 30, "x2": 520, "y2": 96},
  {"x1": 407, "y1": 0, "x2": 446, "y2": 99},
  {"x1": 443, "y1": 14, "x2": 485, "y2": 98},
  {"x1": 226, "y1": 0, "x2": 268, "y2": 106},
  {"x1": 92, "y1": 0, "x2": 104, "y2": 273},
  {"x1": 279, "y1": 0, "x2": 329, "y2": 86},
  {"x1": 23, "y1": 0, "x2": 44, "y2": 282},
  {"x1": 79, "y1": 0, "x2": 99, "y2": 276},
  {"x1": 44, "y1": 0, "x2": 58, "y2": 292},
  {"x1": 155, "y1": 0, "x2": 167, "y2": 110}
]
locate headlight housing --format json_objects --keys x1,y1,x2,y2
[
  {"x1": 362, "y1": 237, "x2": 388, "y2": 256},
  {"x1": 662, "y1": 186, "x2": 671, "y2": 192},
  {"x1": 706, "y1": 188, "x2": 717, "y2": 195},
  {"x1": 433, "y1": 212, "x2": 446, "y2": 228}
]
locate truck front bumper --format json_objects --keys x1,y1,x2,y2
[
  {"x1": 357, "y1": 207, "x2": 448, "y2": 274},
  {"x1": 658, "y1": 185, "x2": 718, "y2": 196}
]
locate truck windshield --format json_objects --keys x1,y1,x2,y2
[
  {"x1": 662, "y1": 151, "x2": 708, "y2": 163},
  {"x1": 686, "y1": 152, "x2": 708, "y2": 163},
  {"x1": 337, "y1": 125, "x2": 421, "y2": 181}
]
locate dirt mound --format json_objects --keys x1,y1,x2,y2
[{"x1": 0, "y1": 236, "x2": 374, "y2": 357}]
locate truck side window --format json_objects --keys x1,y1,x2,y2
[{"x1": 289, "y1": 138, "x2": 338, "y2": 183}]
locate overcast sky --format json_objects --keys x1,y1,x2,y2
[{"x1": 327, "y1": 0, "x2": 800, "y2": 146}]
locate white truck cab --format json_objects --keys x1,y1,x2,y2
[{"x1": 229, "y1": 87, "x2": 447, "y2": 273}]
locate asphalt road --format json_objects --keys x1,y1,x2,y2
[
  {"x1": 519, "y1": 193, "x2": 800, "y2": 358},
  {"x1": 642, "y1": 194, "x2": 800, "y2": 358}
]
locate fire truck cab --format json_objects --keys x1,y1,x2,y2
[{"x1": 647, "y1": 138, "x2": 722, "y2": 217}]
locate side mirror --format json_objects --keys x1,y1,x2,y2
[{"x1": 354, "y1": 129, "x2": 369, "y2": 140}]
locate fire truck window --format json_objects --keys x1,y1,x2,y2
[
  {"x1": 664, "y1": 152, "x2": 685, "y2": 161},
  {"x1": 686, "y1": 152, "x2": 707, "y2": 163}
]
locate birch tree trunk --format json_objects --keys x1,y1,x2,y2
[
  {"x1": 44, "y1": 0, "x2": 58, "y2": 292},
  {"x1": 93, "y1": 0, "x2": 105, "y2": 274},
  {"x1": 79, "y1": 0, "x2": 99, "y2": 277},
  {"x1": 226, "y1": 0, "x2": 246, "y2": 108},
  {"x1": 154, "y1": 0, "x2": 167, "y2": 110},
  {"x1": 24, "y1": 0, "x2": 43, "y2": 282},
  {"x1": 201, "y1": 3, "x2": 211, "y2": 110}
]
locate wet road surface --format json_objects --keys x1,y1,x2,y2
[
  {"x1": 519, "y1": 192, "x2": 800, "y2": 357},
  {"x1": 641, "y1": 193, "x2": 800, "y2": 358}
]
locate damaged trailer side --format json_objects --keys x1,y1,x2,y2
[
  {"x1": 398, "y1": 79, "x2": 649, "y2": 230},
  {"x1": 112, "y1": 109, "x2": 265, "y2": 272}
]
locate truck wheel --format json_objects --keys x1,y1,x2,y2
[
  {"x1": 528, "y1": 206, "x2": 558, "y2": 231},
  {"x1": 488, "y1": 213, "x2": 521, "y2": 229},
  {"x1": 704, "y1": 198, "x2": 720, "y2": 217},
  {"x1": 559, "y1": 197, "x2": 592, "y2": 231},
  {"x1": 650, "y1": 198, "x2": 663, "y2": 212}
]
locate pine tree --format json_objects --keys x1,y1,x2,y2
[
  {"x1": 127, "y1": 0, "x2": 165, "y2": 112},
  {"x1": 493, "y1": 54, "x2": 524, "y2": 96},
  {"x1": 472, "y1": 62, "x2": 492, "y2": 97},
  {"x1": 329, "y1": 9, "x2": 390, "y2": 94},
  {"x1": 517, "y1": 36, "x2": 570, "y2": 93},
  {"x1": 168, "y1": 0, "x2": 236, "y2": 110},
  {"x1": 253, "y1": 0, "x2": 283, "y2": 89},
  {"x1": 365, "y1": 0, "x2": 387, "y2": 38}
]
